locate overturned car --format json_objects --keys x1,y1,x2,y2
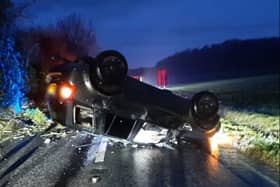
[{"x1": 46, "y1": 50, "x2": 220, "y2": 143}]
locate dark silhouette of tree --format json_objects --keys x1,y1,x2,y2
[
  {"x1": 55, "y1": 13, "x2": 98, "y2": 58},
  {"x1": 0, "y1": 38, "x2": 27, "y2": 112},
  {"x1": 129, "y1": 38, "x2": 280, "y2": 85},
  {"x1": 0, "y1": 0, "x2": 14, "y2": 28},
  {"x1": 18, "y1": 13, "x2": 98, "y2": 70},
  {"x1": 0, "y1": 0, "x2": 32, "y2": 112},
  {"x1": 0, "y1": 0, "x2": 31, "y2": 35},
  {"x1": 16, "y1": 13, "x2": 98, "y2": 104}
]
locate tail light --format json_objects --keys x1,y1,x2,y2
[{"x1": 59, "y1": 83, "x2": 76, "y2": 100}]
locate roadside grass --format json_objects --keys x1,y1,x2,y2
[
  {"x1": 170, "y1": 75, "x2": 279, "y2": 94},
  {"x1": 221, "y1": 109, "x2": 279, "y2": 136},
  {"x1": 0, "y1": 108, "x2": 71, "y2": 159},
  {"x1": 169, "y1": 74, "x2": 279, "y2": 115},
  {"x1": 0, "y1": 108, "x2": 50, "y2": 144},
  {"x1": 170, "y1": 74, "x2": 280, "y2": 168},
  {"x1": 221, "y1": 113, "x2": 279, "y2": 168}
]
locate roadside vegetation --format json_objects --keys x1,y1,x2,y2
[
  {"x1": 0, "y1": 0, "x2": 96, "y2": 153},
  {"x1": 221, "y1": 111, "x2": 279, "y2": 168},
  {"x1": 0, "y1": 108, "x2": 49, "y2": 144},
  {"x1": 171, "y1": 75, "x2": 280, "y2": 168}
]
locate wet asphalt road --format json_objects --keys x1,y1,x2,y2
[{"x1": 0, "y1": 131, "x2": 279, "y2": 187}]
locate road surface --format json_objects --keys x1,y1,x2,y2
[{"x1": 0, "y1": 131, "x2": 279, "y2": 187}]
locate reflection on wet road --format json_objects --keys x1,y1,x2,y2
[{"x1": 0, "y1": 131, "x2": 279, "y2": 187}]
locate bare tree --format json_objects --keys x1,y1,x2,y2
[
  {"x1": 0, "y1": 0, "x2": 33, "y2": 35},
  {"x1": 17, "y1": 13, "x2": 99, "y2": 103},
  {"x1": 18, "y1": 13, "x2": 98, "y2": 69},
  {"x1": 55, "y1": 13, "x2": 98, "y2": 57}
]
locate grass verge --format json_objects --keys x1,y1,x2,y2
[
  {"x1": 171, "y1": 75, "x2": 279, "y2": 169},
  {"x1": 220, "y1": 110, "x2": 279, "y2": 168},
  {"x1": 0, "y1": 108, "x2": 50, "y2": 144}
]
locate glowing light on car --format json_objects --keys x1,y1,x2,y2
[
  {"x1": 47, "y1": 83, "x2": 57, "y2": 95},
  {"x1": 59, "y1": 83, "x2": 76, "y2": 100},
  {"x1": 209, "y1": 131, "x2": 233, "y2": 156}
]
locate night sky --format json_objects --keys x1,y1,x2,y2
[{"x1": 17, "y1": 0, "x2": 279, "y2": 68}]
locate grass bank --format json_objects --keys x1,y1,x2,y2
[{"x1": 171, "y1": 74, "x2": 279, "y2": 168}]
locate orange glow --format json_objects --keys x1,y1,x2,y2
[
  {"x1": 59, "y1": 83, "x2": 76, "y2": 100},
  {"x1": 47, "y1": 83, "x2": 57, "y2": 95},
  {"x1": 209, "y1": 132, "x2": 233, "y2": 156},
  {"x1": 206, "y1": 153, "x2": 219, "y2": 175}
]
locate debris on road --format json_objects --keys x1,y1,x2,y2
[
  {"x1": 91, "y1": 176, "x2": 101, "y2": 183},
  {"x1": 131, "y1": 144, "x2": 138, "y2": 148},
  {"x1": 155, "y1": 142, "x2": 175, "y2": 150},
  {"x1": 44, "y1": 138, "x2": 51, "y2": 144},
  {"x1": 0, "y1": 107, "x2": 72, "y2": 158}
]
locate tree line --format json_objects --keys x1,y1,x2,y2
[{"x1": 129, "y1": 38, "x2": 280, "y2": 85}]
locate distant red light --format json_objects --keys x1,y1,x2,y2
[{"x1": 157, "y1": 69, "x2": 168, "y2": 87}]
